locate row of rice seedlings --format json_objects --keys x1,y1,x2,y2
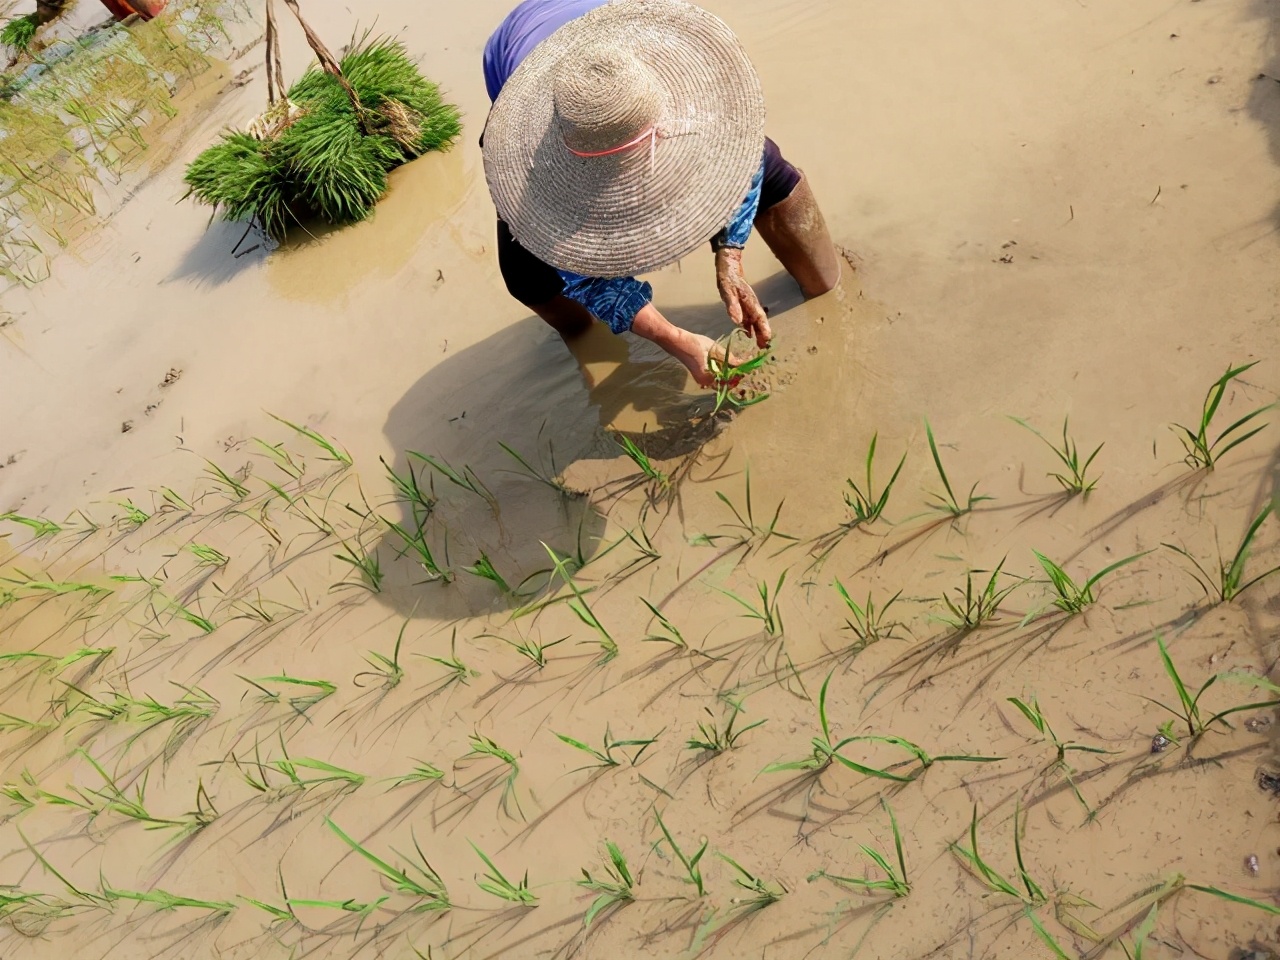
[
  {"x1": 554, "y1": 725, "x2": 660, "y2": 772},
  {"x1": 1164, "y1": 504, "x2": 1278, "y2": 603},
  {"x1": 719, "y1": 570, "x2": 786, "y2": 636},
  {"x1": 809, "y1": 799, "x2": 909, "y2": 898}
]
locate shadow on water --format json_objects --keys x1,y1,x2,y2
[
  {"x1": 1249, "y1": 0, "x2": 1280, "y2": 232},
  {"x1": 370, "y1": 269, "x2": 805, "y2": 621}
]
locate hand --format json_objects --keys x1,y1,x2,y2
[{"x1": 715, "y1": 247, "x2": 771, "y2": 348}]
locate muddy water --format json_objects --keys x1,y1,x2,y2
[{"x1": 2, "y1": 0, "x2": 1280, "y2": 958}]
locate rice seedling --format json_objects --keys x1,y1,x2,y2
[
  {"x1": 615, "y1": 434, "x2": 669, "y2": 488},
  {"x1": 204, "y1": 460, "x2": 250, "y2": 499},
  {"x1": 712, "y1": 466, "x2": 796, "y2": 550},
  {"x1": 567, "y1": 589, "x2": 618, "y2": 661},
  {"x1": 0, "y1": 713, "x2": 51, "y2": 733},
  {"x1": 809, "y1": 799, "x2": 909, "y2": 897},
  {"x1": 499, "y1": 440, "x2": 574, "y2": 496},
  {"x1": 355, "y1": 620, "x2": 408, "y2": 690},
  {"x1": 383, "y1": 514, "x2": 452, "y2": 582},
  {"x1": 268, "y1": 414, "x2": 352, "y2": 466},
  {"x1": 833, "y1": 580, "x2": 904, "y2": 648},
  {"x1": 2, "y1": 14, "x2": 38, "y2": 53},
  {"x1": 462, "y1": 733, "x2": 522, "y2": 818},
  {"x1": 951, "y1": 804, "x2": 1046, "y2": 905},
  {"x1": 170, "y1": 598, "x2": 216, "y2": 634},
  {"x1": 641, "y1": 598, "x2": 687, "y2": 648},
  {"x1": 115, "y1": 500, "x2": 150, "y2": 528},
  {"x1": 719, "y1": 570, "x2": 787, "y2": 636},
  {"x1": 0, "y1": 513, "x2": 62, "y2": 538},
  {"x1": 706, "y1": 332, "x2": 772, "y2": 414},
  {"x1": 492, "y1": 629, "x2": 567, "y2": 668},
  {"x1": 1010, "y1": 416, "x2": 1103, "y2": 495},
  {"x1": 252, "y1": 437, "x2": 305, "y2": 480},
  {"x1": 382, "y1": 456, "x2": 436, "y2": 521},
  {"x1": 100, "y1": 881, "x2": 235, "y2": 915},
  {"x1": 325, "y1": 819, "x2": 450, "y2": 912},
  {"x1": 842, "y1": 433, "x2": 907, "y2": 526},
  {"x1": 1026, "y1": 550, "x2": 1149, "y2": 619},
  {"x1": 0, "y1": 647, "x2": 112, "y2": 675},
  {"x1": 1171, "y1": 361, "x2": 1271, "y2": 470},
  {"x1": 1150, "y1": 636, "x2": 1280, "y2": 741},
  {"x1": 188, "y1": 543, "x2": 230, "y2": 568},
  {"x1": 186, "y1": 38, "x2": 462, "y2": 237},
  {"x1": 269, "y1": 745, "x2": 366, "y2": 791},
  {"x1": 718, "y1": 853, "x2": 786, "y2": 910},
  {"x1": 935, "y1": 559, "x2": 1020, "y2": 631},
  {"x1": 415, "y1": 629, "x2": 478, "y2": 687},
  {"x1": 764, "y1": 671, "x2": 913, "y2": 780},
  {"x1": 242, "y1": 674, "x2": 337, "y2": 713},
  {"x1": 78, "y1": 751, "x2": 185, "y2": 830},
  {"x1": 160, "y1": 488, "x2": 193, "y2": 514},
  {"x1": 654, "y1": 809, "x2": 708, "y2": 897},
  {"x1": 2, "y1": 572, "x2": 111, "y2": 599},
  {"x1": 462, "y1": 552, "x2": 510, "y2": 594},
  {"x1": 578, "y1": 841, "x2": 634, "y2": 926},
  {"x1": 334, "y1": 539, "x2": 383, "y2": 593},
  {"x1": 284, "y1": 894, "x2": 388, "y2": 926},
  {"x1": 263, "y1": 480, "x2": 335, "y2": 536},
  {"x1": 1164, "y1": 504, "x2": 1278, "y2": 603},
  {"x1": 470, "y1": 842, "x2": 537, "y2": 906},
  {"x1": 1007, "y1": 696, "x2": 1112, "y2": 814},
  {"x1": 685, "y1": 698, "x2": 765, "y2": 755},
  {"x1": 924, "y1": 419, "x2": 992, "y2": 517},
  {"x1": 182, "y1": 779, "x2": 219, "y2": 835},
  {"x1": 389, "y1": 762, "x2": 445, "y2": 788},
  {"x1": 554, "y1": 726, "x2": 660, "y2": 771},
  {"x1": 408, "y1": 452, "x2": 494, "y2": 506}
]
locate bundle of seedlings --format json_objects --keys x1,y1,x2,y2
[{"x1": 183, "y1": 0, "x2": 460, "y2": 239}]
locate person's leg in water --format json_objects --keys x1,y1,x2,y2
[
  {"x1": 752, "y1": 138, "x2": 841, "y2": 298},
  {"x1": 497, "y1": 220, "x2": 595, "y2": 338}
]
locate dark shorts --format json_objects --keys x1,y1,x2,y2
[{"x1": 497, "y1": 136, "x2": 803, "y2": 307}]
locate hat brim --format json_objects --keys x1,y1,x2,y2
[{"x1": 483, "y1": 0, "x2": 766, "y2": 279}]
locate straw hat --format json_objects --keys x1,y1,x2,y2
[{"x1": 483, "y1": 0, "x2": 766, "y2": 278}]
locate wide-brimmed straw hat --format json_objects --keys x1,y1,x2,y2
[{"x1": 483, "y1": 0, "x2": 766, "y2": 278}]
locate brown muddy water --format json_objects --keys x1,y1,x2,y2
[{"x1": 2, "y1": 1, "x2": 1280, "y2": 958}]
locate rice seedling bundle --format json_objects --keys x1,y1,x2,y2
[
  {"x1": 1, "y1": 15, "x2": 39, "y2": 54},
  {"x1": 183, "y1": 36, "x2": 461, "y2": 238}
]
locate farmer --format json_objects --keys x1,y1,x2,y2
[{"x1": 482, "y1": 0, "x2": 841, "y2": 387}]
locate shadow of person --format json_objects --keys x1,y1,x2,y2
[
  {"x1": 1248, "y1": 0, "x2": 1280, "y2": 231},
  {"x1": 370, "y1": 269, "x2": 804, "y2": 621}
]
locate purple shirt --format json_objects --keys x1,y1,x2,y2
[{"x1": 484, "y1": 0, "x2": 608, "y2": 102}]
